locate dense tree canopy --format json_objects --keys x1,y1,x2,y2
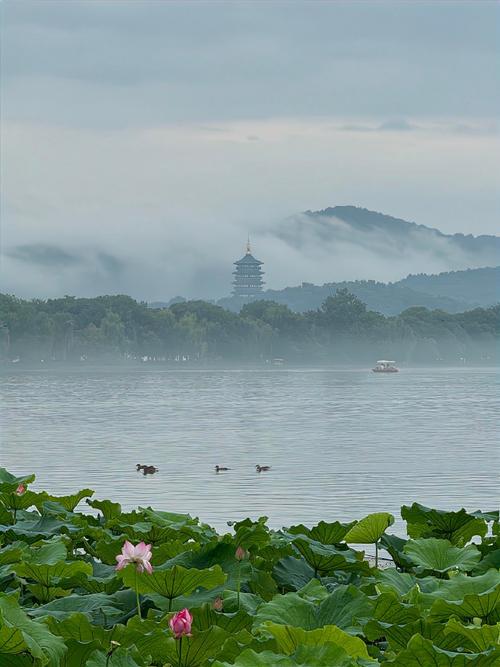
[{"x1": 0, "y1": 291, "x2": 498, "y2": 365}]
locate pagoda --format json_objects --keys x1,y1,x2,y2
[{"x1": 232, "y1": 239, "x2": 265, "y2": 297}]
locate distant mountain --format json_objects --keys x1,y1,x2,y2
[
  {"x1": 276, "y1": 206, "x2": 500, "y2": 272},
  {"x1": 397, "y1": 266, "x2": 499, "y2": 307},
  {"x1": 217, "y1": 266, "x2": 499, "y2": 316}
]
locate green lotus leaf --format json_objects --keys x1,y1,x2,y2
[
  {"x1": 0, "y1": 545, "x2": 24, "y2": 567},
  {"x1": 162, "y1": 626, "x2": 229, "y2": 667},
  {"x1": 370, "y1": 591, "x2": 421, "y2": 625},
  {"x1": 472, "y1": 549, "x2": 500, "y2": 575},
  {"x1": 26, "y1": 584, "x2": 72, "y2": 603},
  {"x1": 86, "y1": 646, "x2": 145, "y2": 667},
  {"x1": 254, "y1": 584, "x2": 371, "y2": 634},
  {"x1": 0, "y1": 593, "x2": 67, "y2": 666},
  {"x1": 45, "y1": 612, "x2": 113, "y2": 647},
  {"x1": 112, "y1": 616, "x2": 173, "y2": 664},
  {"x1": 29, "y1": 590, "x2": 136, "y2": 625},
  {"x1": 425, "y1": 570, "x2": 500, "y2": 602},
  {"x1": 26, "y1": 538, "x2": 68, "y2": 565},
  {"x1": 71, "y1": 568, "x2": 122, "y2": 595},
  {"x1": 86, "y1": 498, "x2": 122, "y2": 521},
  {"x1": 0, "y1": 653, "x2": 32, "y2": 667},
  {"x1": 273, "y1": 556, "x2": 316, "y2": 592},
  {"x1": 401, "y1": 503, "x2": 488, "y2": 545},
  {"x1": 13, "y1": 560, "x2": 93, "y2": 587},
  {"x1": 119, "y1": 563, "x2": 226, "y2": 600},
  {"x1": 445, "y1": 618, "x2": 500, "y2": 652},
  {"x1": 44, "y1": 489, "x2": 94, "y2": 513},
  {"x1": 254, "y1": 592, "x2": 316, "y2": 630},
  {"x1": 0, "y1": 490, "x2": 49, "y2": 512},
  {"x1": 317, "y1": 586, "x2": 372, "y2": 633},
  {"x1": 374, "y1": 568, "x2": 420, "y2": 597},
  {"x1": 91, "y1": 535, "x2": 129, "y2": 565},
  {"x1": 294, "y1": 643, "x2": 375, "y2": 666},
  {"x1": 389, "y1": 633, "x2": 500, "y2": 666},
  {"x1": 0, "y1": 625, "x2": 27, "y2": 654},
  {"x1": 221, "y1": 590, "x2": 263, "y2": 615},
  {"x1": 404, "y1": 538, "x2": 481, "y2": 574},
  {"x1": 429, "y1": 588, "x2": 500, "y2": 623},
  {"x1": 379, "y1": 534, "x2": 414, "y2": 571},
  {"x1": 297, "y1": 579, "x2": 329, "y2": 601},
  {"x1": 213, "y1": 649, "x2": 296, "y2": 666},
  {"x1": 140, "y1": 507, "x2": 217, "y2": 542},
  {"x1": 158, "y1": 541, "x2": 254, "y2": 592},
  {"x1": 151, "y1": 539, "x2": 200, "y2": 566},
  {"x1": 213, "y1": 644, "x2": 366, "y2": 666},
  {"x1": 233, "y1": 517, "x2": 271, "y2": 551},
  {"x1": 0, "y1": 468, "x2": 36, "y2": 492},
  {"x1": 0, "y1": 515, "x2": 81, "y2": 542},
  {"x1": 191, "y1": 603, "x2": 253, "y2": 634},
  {"x1": 287, "y1": 520, "x2": 356, "y2": 545},
  {"x1": 260, "y1": 622, "x2": 370, "y2": 658},
  {"x1": 290, "y1": 537, "x2": 365, "y2": 576},
  {"x1": 58, "y1": 638, "x2": 102, "y2": 667},
  {"x1": 344, "y1": 513, "x2": 394, "y2": 544}
]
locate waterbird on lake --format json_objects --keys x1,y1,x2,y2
[
  {"x1": 255, "y1": 465, "x2": 271, "y2": 472},
  {"x1": 136, "y1": 464, "x2": 144, "y2": 471},
  {"x1": 215, "y1": 465, "x2": 230, "y2": 472},
  {"x1": 142, "y1": 465, "x2": 158, "y2": 475}
]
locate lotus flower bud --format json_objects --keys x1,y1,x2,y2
[{"x1": 169, "y1": 608, "x2": 193, "y2": 638}]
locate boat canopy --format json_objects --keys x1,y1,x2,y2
[{"x1": 376, "y1": 360, "x2": 395, "y2": 364}]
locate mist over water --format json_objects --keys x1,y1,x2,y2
[{"x1": 1, "y1": 366, "x2": 497, "y2": 534}]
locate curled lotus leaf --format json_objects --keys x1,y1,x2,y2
[{"x1": 344, "y1": 513, "x2": 395, "y2": 545}]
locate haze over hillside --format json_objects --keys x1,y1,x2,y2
[
  {"x1": 3, "y1": 206, "x2": 499, "y2": 301},
  {"x1": 271, "y1": 206, "x2": 500, "y2": 285}
]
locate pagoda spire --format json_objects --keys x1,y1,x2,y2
[{"x1": 246, "y1": 235, "x2": 251, "y2": 254}]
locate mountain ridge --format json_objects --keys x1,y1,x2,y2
[
  {"x1": 217, "y1": 265, "x2": 499, "y2": 316},
  {"x1": 276, "y1": 206, "x2": 500, "y2": 273}
]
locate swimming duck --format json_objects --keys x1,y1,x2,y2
[
  {"x1": 142, "y1": 465, "x2": 158, "y2": 475},
  {"x1": 215, "y1": 465, "x2": 230, "y2": 472},
  {"x1": 136, "y1": 464, "x2": 145, "y2": 471},
  {"x1": 256, "y1": 465, "x2": 271, "y2": 472}
]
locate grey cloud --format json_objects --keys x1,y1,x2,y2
[
  {"x1": 378, "y1": 119, "x2": 417, "y2": 132},
  {"x1": 96, "y1": 252, "x2": 125, "y2": 275},
  {"x1": 6, "y1": 244, "x2": 81, "y2": 267},
  {"x1": 340, "y1": 119, "x2": 419, "y2": 133},
  {"x1": 2, "y1": 1, "x2": 499, "y2": 127}
]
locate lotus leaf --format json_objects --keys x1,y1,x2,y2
[
  {"x1": 389, "y1": 633, "x2": 500, "y2": 666},
  {"x1": 401, "y1": 503, "x2": 488, "y2": 545},
  {"x1": 344, "y1": 513, "x2": 394, "y2": 544},
  {"x1": 260, "y1": 622, "x2": 370, "y2": 658},
  {"x1": 404, "y1": 537, "x2": 481, "y2": 573}
]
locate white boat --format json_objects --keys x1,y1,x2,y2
[{"x1": 372, "y1": 360, "x2": 399, "y2": 373}]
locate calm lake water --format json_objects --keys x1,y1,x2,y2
[{"x1": 1, "y1": 367, "x2": 498, "y2": 533}]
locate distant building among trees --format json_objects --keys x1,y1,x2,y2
[{"x1": 232, "y1": 239, "x2": 265, "y2": 297}]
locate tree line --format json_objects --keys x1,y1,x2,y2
[{"x1": 0, "y1": 290, "x2": 498, "y2": 365}]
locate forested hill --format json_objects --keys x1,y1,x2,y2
[
  {"x1": 218, "y1": 266, "x2": 499, "y2": 315},
  {"x1": 1, "y1": 291, "x2": 498, "y2": 366},
  {"x1": 397, "y1": 266, "x2": 499, "y2": 306}
]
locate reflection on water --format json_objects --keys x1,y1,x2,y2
[{"x1": 1, "y1": 367, "x2": 498, "y2": 533}]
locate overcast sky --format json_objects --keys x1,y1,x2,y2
[{"x1": 1, "y1": 1, "x2": 499, "y2": 300}]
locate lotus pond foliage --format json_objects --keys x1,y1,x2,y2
[{"x1": 0, "y1": 469, "x2": 499, "y2": 666}]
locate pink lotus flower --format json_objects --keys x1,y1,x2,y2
[
  {"x1": 115, "y1": 540, "x2": 153, "y2": 574},
  {"x1": 235, "y1": 546, "x2": 247, "y2": 561},
  {"x1": 169, "y1": 608, "x2": 193, "y2": 639},
  {"x1": 15, "y1": 484, "x2": 26, "y2": 495}
]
